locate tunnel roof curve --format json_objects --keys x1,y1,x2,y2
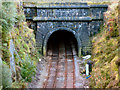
[{"x1": 43, "y1": 27, "x2": 81, "y2": 56}]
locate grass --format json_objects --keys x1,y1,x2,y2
[{"x1": 89, "y1": 2, "x2": 119, "y2": 88}]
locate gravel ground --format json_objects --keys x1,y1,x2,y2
[
  {"x1": 28, "y1": 57, "x2": 49, "y2": 88},
  {"x1": 28, "y1": 56, "x2": 89, "y2": 88}
]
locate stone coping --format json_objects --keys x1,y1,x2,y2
[
  {"x1": 36, "y1": 2, "x2": 88, "y2": 5},
  {"x1": 90, "y1": 5, "x2": 108, "y2": 8},
  {"x1": 26, "y1": 16, "x2": 103, "y2": 21},
  {"x1": 23, "y1": 5, "x2": 108, "y2": 9},
  {"x1": 33, "y1": 17, "x2": 92, "y2": 21},
  {"x1": 36, "y1": 5, "x2": 90, "y2": 9}
]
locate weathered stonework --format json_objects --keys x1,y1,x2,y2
[{"x1": 23, "y1": 3, "x2": 108, "y2": 56}]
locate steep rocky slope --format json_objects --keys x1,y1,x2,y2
[
  {"x1": 90, "y1": 2, "x2": 120, "y2": 88},
  {"x1": 0, "y1": 2, "x2": 41, "y2": 88}
]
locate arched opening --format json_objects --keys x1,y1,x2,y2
[{"x1": 46, "y1": 30, "x2": 78, "y2": 56}]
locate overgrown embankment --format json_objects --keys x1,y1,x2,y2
[
  {"x1": 0, "y1": 2, "x2": 41, "y2": 88},
  {"x1": 90, "y1": 2, "x2": 120, "y2": 88}
]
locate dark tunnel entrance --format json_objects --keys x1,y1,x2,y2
[{"x1": 46, "y1": 30, "x2": 78, "y2": 56}]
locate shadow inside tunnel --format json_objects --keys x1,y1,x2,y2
[{"x1": 47, "y1": 30, "x2": 78, "y2": 56}]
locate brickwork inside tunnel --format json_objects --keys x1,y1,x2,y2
[{"x1": 47, "y1": 30, "x2": 78, "y2": 56}]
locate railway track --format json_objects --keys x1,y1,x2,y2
[
  {"x1": 43, "y1": 38, "x2": 76, "y2": 88},
  {"x1": 29, "y1": 32, "x2": 89, "y2": 88}
]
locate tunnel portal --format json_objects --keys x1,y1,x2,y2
[
  {"x1": 24, "y1": 3, "x2": 108, "y2": 56},
  {"x1": 47, "y1": 30, "x2": 78, "y2": 56}
]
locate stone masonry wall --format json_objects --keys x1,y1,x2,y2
[{"x1": 23, "y1": 3, "x2": 108, "y2": 56}]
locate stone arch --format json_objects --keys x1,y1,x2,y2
[{"x1": 43, "y1": 27, "x2": 81, "y2": 56}]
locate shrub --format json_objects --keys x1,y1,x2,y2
[
  {"x1": 21, "y1": 56, "x2": 36, "y2": 82},
  {"x1": 2, "y1": 62, "x2": 12, "y2": 88}
]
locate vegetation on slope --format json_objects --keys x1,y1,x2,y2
[
  {"x1": 0, "y1": 2, "x2": 41, "y2": 88},
  {"x1": 90, "y1": 2, "x2": 120, "y2": 88}
]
